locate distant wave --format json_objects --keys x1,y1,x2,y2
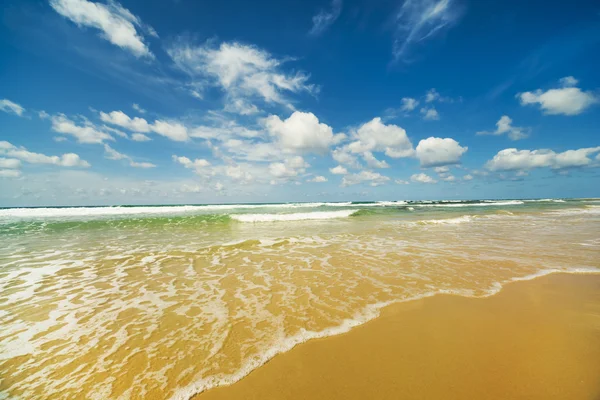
[
  {"x1": 230, "y1": 210, "x2": 359, "y2": 222},
  {"x1": 547, "y1": 206, "x2": 600, "y2": 216},
  {"x1": 415, "y1": 200, "x2": 524, "y2": 208}
]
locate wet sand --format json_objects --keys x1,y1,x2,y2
[{"x1": 197, "y1": 273, "x2": 600, "y2": 400}]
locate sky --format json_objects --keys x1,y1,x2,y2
[{"x1": 1, "y1": 0, "x2": 599, "y2": 206}]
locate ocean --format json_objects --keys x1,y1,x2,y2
[{"x1": 1, "y1": 198, "x2": 599, "y2": 399}]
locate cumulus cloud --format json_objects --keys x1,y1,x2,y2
[
  {"x1": 168, "y1": 40, "x2": 317, "y2": 112},
  {"x1": 0, "y1": 158, "x2": 21, "y2": 169},
  {"x1": 330, "y1": 165, "x2": 348, "y2": 175},
  {"x1": 268, "y1": 156, "x2": 309, "y2": 179},
  {"x1": 51, "y1": 114, "x2": 114, "y2": 144},
  {"x1": 49, "y1": 0, "x2": 155, "y2": 58},
  {"x1": 393, "y1": 0, "x2": 463, "y2": 61},
  {"x1": 395, "y1": 179, "x2": 409, "y2": 184},
  {"x1": 100, "y1": 110, "x2": 151, "y2": 132},
  {"x1": 400, "y1": 97, "x2": 419, "y2": 112},
  {"x1": 0, "y1": 99, "x2": 25, "y2": 116},
  {"x1": 173, "y1": 155, "x2": 211, "y2": 172},
  {"x1": 100, "y1": 110, "x2": 189, "y2": 141},
  {"x1": 341, "y1": 171, "x2": 390, "y2": 187},
  {"x1": 0, "y1": 141, "x2": 90, "y2": 167},
  {"x1": 309, "y1": 0, "x2": 342, "y2": 36},
  {"x1": 415, "y1": 137, "x2": 467, "y2": 167},
  {"x1": 265, "y1": 111, "x2": 339, "y2": 154},
  {"x1": 420, "y1": 107, "x2": 439, "y2": 120},
  {"x1": 308, "y1": 175, "x2": 328, "y2": 183},
  {"x1": 347, "y1": 117, "x2": 414, "y2": 158},
  {"x1": 331, "y1": 147, "x2": 360, "y2": 169},
  {"x1": 518, "y1": 77, "x2": 598, "y2": 115},
  {"x1": 476, "y1": 115, "x2": 528, "y2": 140},
  {"x1": 485, "y1": 147, "x2": 600, "y2": 171},
  {"x1": 410, "y1": 172, "x2": 437, "y2": 183},
  {"x1": 463, "y1": 174, "x2": 473, "y2": 181}
]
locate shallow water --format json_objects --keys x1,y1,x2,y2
[{"x1": 1, "y1": 199, "x2": 599, "y2": 399}]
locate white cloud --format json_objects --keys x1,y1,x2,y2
[
  {"x1": 400, "y1": 97, "x2": 419, "y2": 112},
  {"x1": 0, "y1": 141, "x2": 90, "y2": 167},
  {"x1": 103, "y1": 144, "x2": 155, "y2": 168},
  {"x1": 393, "y1": 0, "x2": 463, "y2": 61},
  {"x1": 440, "y1": 174, "x2": 455, "y2": 182},
  {"x1": 410, "y1": 172, "x2": 437, "y2": 183},
  {"x1": 168, "y1": 40, "x2": 316, "y2": 112},
  {"x1": 309, "y1": 0, "x2": 342, "y2": 36},
  {"x1": 151, "y1": 120, "x2": 189, "y2": 142},
  {"x1": 362, "y1": 152, "x2": 389, "y2": 168},
  {"x1": 51, "y1": 114, "x2": 114, "y2": 144},
  {"x1": 462, "y1": 174, "x2": 473, "y2": 181},
  {"x1": 342, "y1": 171, "x2": 390, "y2": 187},
  {"x1": 518, "y1": 77, "x2": 598, "y2": 115},
  {"x1": 559, "y1": 76, "x2": 578, "y2": 87},
  {"x1": 49, "y1": 0, "x2": 154, "y2": 58},
  {"x1": 420, "y1": 107, "x2": 439, "y2": 120},
  {"x1": 268, "y1": 156, "x2": 309, "y2": 179},
  {"x1": 132, "y1": 103, "x2": 146, "y2": 114},
  {"x1": 415, "y1": 137, "x2": 467, "y2": 167},
  {"x1": 100, "y1": 110, "x2": 151, "y2": 132},
  {"x1": 395, "y1": 179, "x2": 409, "y2": 184},
  {"x1": 434, "y1": 166, "x2": 449, "y2": 174},
  {"x1": 425, "y1": 89, "x2": 439, "y2": 103},
  {"x1": 330, "y1": 165, "x2": 348, "y2": 175},
  {"x1": 0, "y1": 158, "x2": 21, "y2": 169},
  {"x1": 485, "y1": 147, "x2": 600, "y2": 171},
  {"x1": 331, "y1": 147, "x2": 360, "y2": 168},
  {"x1": 173, "y1": 155, "x2": 211, "y2": 174},
  {"x1": 265, "y1": 111, "x2": 338, "y2": 154},
  {"x1": 100, "y1": 110, "x2": 189, "y2": 141},
  {"x1": 129, "y1": 161, "x2": 155, "y2": 168},
  {"x1": 0, "y1": 169, "x2": 21, "y2": 178},
  {"x1": 477, "y1": 115, "x2": 528, "y2": 140},
  {"x1": 104, "y1": 144, "x2": 127, "y2": 160},
  {"x1": 131, "y1": 133, "x2": 151, "y2": 142},
  {"x1": 308, "y1": 175, "x2": 328, "y2": 183},
  {"x1": 348, "y1": 117, "x2": 414, "y2": 158},
  {"x1": 0, "y1": 99, "x2": 25, "y2": 116}
]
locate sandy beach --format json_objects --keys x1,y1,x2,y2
[{"x1": 197, "y1": 273, "x2": 600, "y2": 400}]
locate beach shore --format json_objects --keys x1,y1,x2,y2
[{"x1": 196, "y1": 273, "x2": 600, "y2": 400}]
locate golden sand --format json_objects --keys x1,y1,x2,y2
[{"x1": 197, "y1": 273, "x2": 600, "y2": 400}]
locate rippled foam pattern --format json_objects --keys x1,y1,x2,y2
[{"x1": 1, "y1": 199, "x2": 599, "y2": 399}]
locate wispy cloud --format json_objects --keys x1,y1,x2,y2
[
  {"x1": 393, "y1": 0, "x2": 463, "y2": 61},
  {"x1": 49, "y1": 0, "x2": 156, "y2": 58},
  {"x1": 167, "y1": 40, "x2": 318, "y2": 113},
  {"x1": 0, "y1": 99, "x2": 25, "y2": 117},
  {"x1": 309, "y1": 0, "x2": 343, "y2": 36}
]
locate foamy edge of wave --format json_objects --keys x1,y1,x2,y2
[
  {"x1": 230, "y1": 209, "x2": 358, "y2": 222},
  {"x1": 170, "y1": 267, "x2": 600, "y2": 400}
]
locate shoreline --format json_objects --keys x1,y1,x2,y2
[{"x1": 191, "y1": 271, "x2": 600, "y2": 400}]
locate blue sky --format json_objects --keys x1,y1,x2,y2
[{"x1": 1, "y1": 0, "x2": 599, "y2": 206}]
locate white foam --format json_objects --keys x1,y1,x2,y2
[
  {"x1": 415, "y1": 200, "x2": 524, "y2": 208},
  {"x1": 419, "y1": 215, "x2": 474, "y2": 225},
  {"x1": 523, "y1": 199, "x2": 566, "y2": 203},
  {"x1": 171, "y1": 266, "x2": 600, "y2": 400},
  {"x1": 0, "y1": 202, "x2": 409, "y2": 220},
  {"x1": 547, "y1": 206, "x2": 600, "y2": 216},
  {"x1": 230, "y1": 210, "x2": 358, "y2": 222}
]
